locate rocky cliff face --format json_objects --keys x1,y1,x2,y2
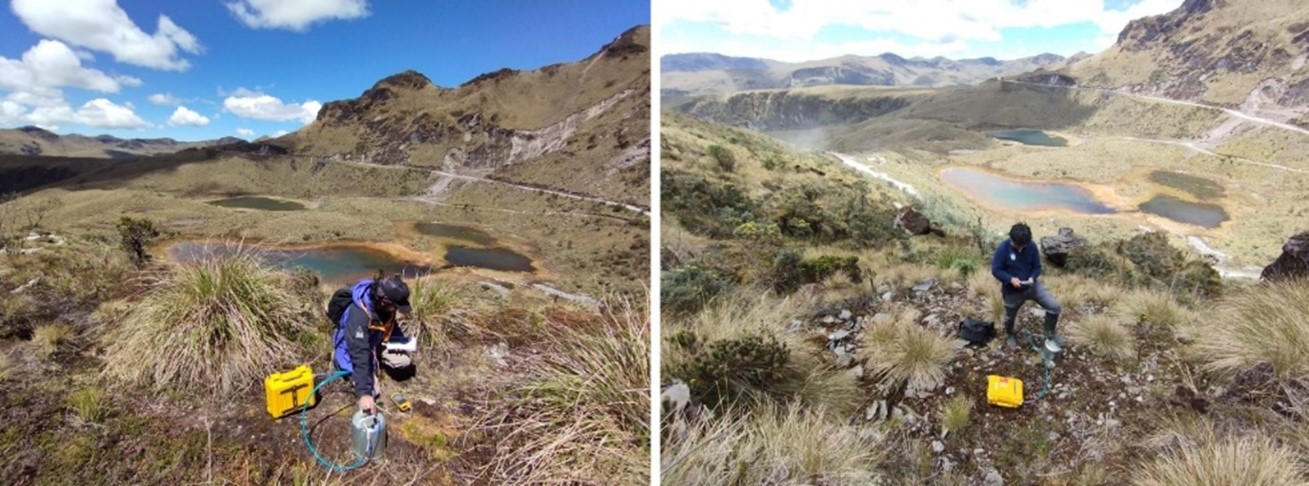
[
  {"x1": 289, "y1": 25, "x2": 651, "y2": 205},
  {"x1": 1071, "y1": 0, "x2": 1309, "y2": 117},
  {"x1": 681, "y1": 91, "x2": 917, "y2": 131}
]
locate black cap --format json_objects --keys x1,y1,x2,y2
[
  {"x1": 1009, "y1": 223, "x2": 1032, "y2": 247},
  {"x1": 377, "y1": 276, "x2": 412, "y2": 315}
]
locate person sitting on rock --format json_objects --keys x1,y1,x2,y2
[
  {"x1": 328, "y1": 274, "x2": 416, "y2": 413},
  {"x1": 991, "y1": 223, "x2": 1063, "y2": 351}
]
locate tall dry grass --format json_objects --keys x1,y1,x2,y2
[
  {"x1": 1135, "y1": 417, "x2": 1307, "y2": 485},
  {"x1": 859, "y1": 306, "x2": 959, "y2": 393},
  {"x1": 663, "y1": 402, "x2": 885, "y2": 485},
  {"x1": 1194, "y1": 281, "x2": 1309, "y2": 381},
  {"x1": 101, "y1": 250, "x2": 317, "y2": 395},
  {"x1": 1068, "y1": 315, "x2": 1136, "y2": 364},
  {"x1": 472, "y1": 296, "x2": 649, "y2": 485}
]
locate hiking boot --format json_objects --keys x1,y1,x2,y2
[{"x1": 1005, "y1": 334, "x2": 1018, "y2": 349}]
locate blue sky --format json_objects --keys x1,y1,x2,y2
[
  {"x1": 657, "y1": 0, "x2": 1183, "y2": 62},
  {"x1": 0, "y1": 0, "x2": 649, "y2": 141}
]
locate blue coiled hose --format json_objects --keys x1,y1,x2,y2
[
  {"x1": 300, "y1": 370, "x2": 379, "y2": 472},
  {"x1": 1018, "y1": 329, "x2": 1054, "y2": 403}
]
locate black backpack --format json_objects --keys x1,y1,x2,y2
[
  {"x1": 958, "y1": 317, "x2": 996, "y2": 346},
  {"x1": 326, "y1": 286, "x2": 355, "y2": 327}
]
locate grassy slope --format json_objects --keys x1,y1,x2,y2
[{"x1": 659, "y1": 115, "x2": 1309, "y2": 484}]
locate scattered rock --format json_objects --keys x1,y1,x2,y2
[
  {"x1": 984, "y1": 469, "x2": 1005, "y2": 486},
  {"x1": 912, "y1": 279, "x2": 937, "y2": 294},
  {"x1": 872, "y1": 313, "x2": 892, "y2": 324},
  {"x1": 532, "y1": 283, "x2": 601, "y2": 310},
  {"x1": 931, "y1": 440, "x2": 945, "y2": 453},
  {"x1": 478, "y1": 281, "x2": 511, "y2": 299},
  {"x1": 662, "y1": 382, "x2": 691, "y2": 413},
  {"x1": 10, "y1": 278, "x2": 39, "y2": 294},
  {"x1": 822, "y1": 315, "x2": 838, "y2": 325},
  {"x1": 1040, "y1": 227, "x2": 1090, "y2": 267},
  {"x1": 848, "y1": 365, "x2": 865, "y2": 380},
  {"x1": 839, "y1": 309, "x2": 853, "y2": 320},
  {"x1": 829, "y1": 329, "x2": 851, "y2": 342},
  {"x1": 881, "y1": 291, "x2": 894, "y2": 302},
  {"x1": 1261, "y1": 231, "x2": 1309, "y2": 282},
  {"x1": 486, "y1": 342, "x2": 510, "y2": 367}
]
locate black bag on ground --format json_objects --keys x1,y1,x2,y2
[
  {"x1": 958, "y1": 317, "x2": 996, "y2": 345},
  {"x1": 326, "y1": 286, "x2": 355, "y2": 326}
]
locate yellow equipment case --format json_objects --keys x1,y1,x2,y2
[
  {"x1": 266, "y1": 365, "x2": 317, "y2": 418},
  {"x1": 987, "y1": 374, "x2": 1024, "y2": 408}
]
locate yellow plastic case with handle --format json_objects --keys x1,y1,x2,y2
[
  {"x1": 987, "y1": 375, "x2": 1024, "y2": 408},
  {"x1": 265, "y1": 365, "x2": 317, "y2": 418}
]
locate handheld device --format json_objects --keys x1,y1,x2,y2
[
  {"x1": 390, "y1": 392, "x2": 412, "y2": 412},
  {"x1": 385, "y1": 336, "x2": 418, "y2": 353}
]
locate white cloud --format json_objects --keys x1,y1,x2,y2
[
  {"x1": 227, "y1": 0, "x2": 369, "y2": 31},
  {"x1": 0, "y1": 40, "x2": 139, "y2": 95},
  {"x1": 167, "y1": 106, "x2": 210, "y2": 126},
  {"x1": 273, "y1": 129, "x2": 289, "y2": 137},
  {"x1": 223, "y1": 91, "x2": 322, "y2": 124},
  {"x1": 148, "y1": 92, "x2": 181, "y2": 106},
  {"x1": 658, "y1": 0, "x2": 1182, "y2": 60},
  {"x1": 0, "y1": 100, "x2": 26, "y2": 124},
  {"x1": 25, "y1": 98, "x2": 150, "y2": 129},
  {"x1": 236, "y1": 127, "x2": 255, "y2": 136},
  {"x1": 12, "y1": 0, "x2": 201, "y2": 71}
]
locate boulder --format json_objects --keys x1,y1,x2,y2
[
  {"x1": 1040, "y1": 227, "x2": 1089, "y2": 267},
  {"x1": 1261, "y1": 231, "x2": 1309, "y2": 282},
  {"x1": 895, "y1": 207, "x2": 932, "y2": 235}
]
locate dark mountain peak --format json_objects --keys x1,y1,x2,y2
[
  {"x1": 461, "y1": 68, "x2": 520, "y2": 87},
  {"x1": 372, "y1": 70, "x2": 433, "y2": 91},
  {"x1": 17, "y1": 125, "x2": 58, "y2": 141},
  {"x1": 878, "y1": 52, "x2": 907, "y2": 64},
  {"x1": 599, "y1": 24, "x2": 649, "y2": 59},
  {"x1": 1117, "y1": 0, "x2": 1211, "y2": 49}
]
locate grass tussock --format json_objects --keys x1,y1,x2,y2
[
  {"x1": 1068, "y1": 315, "x2": 1136, "y2": 363},
  {"x1": 407, "y1": 276, "x2": 472, "y2": 348},
  {"x1": 663, "y1": 402, "x2": 884, "y2": 485},
  {"x1": 32, "y1": 323, "x2": 76, "y2": 359},
  {"x1": 968, "y1": 271, "x2": 1005, "y2": 323},
  {"x1": 474, "y1": 297, "x2": 649, "y2": 485},
  {"x1": 939, "y1": 394, "x2": 972, "y2": 433},
  {"x1": 859, "y1": 307, "x2": 959, "y2": 393},
  {"x1": 0, "y1": 350, "x2": 11, "y2": 382},
  {"x1": 1116, "y1": 290, "x2": 1190, "y2": 330},
  {"x1": 1135, "y1": 418, "x2": 1308, "y2": 486},
  {"x1": 664, "y1": 291, "x2": 860, "y2": 415},
  {"x1": 102, "y1": 250, "x2": 317, "y2": 395},
  {"x1": 1195, "y1": 281, "x2": 1309, "y2": 381},
  {"x1": 68, "y1": 387, "x2": 107, "y2": 423}
]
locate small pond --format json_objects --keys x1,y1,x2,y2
[
  {"x1": 939, "y1": 167, "x2": 1115, "y2": 214},
  {"x1": 208, "y1": 197, "x2": 306, "y2": 211},
  {"x1": 165, "y1": 241, "x2": 431, "y2": 284},
  {"x1": 986, "y1": 129, "x2": 1067, "y2": 147},
  {"x1": 445, "y1": 246, "x2": 535, "y2": 272},
  {"x1": 1138, "y1": 195, "x2": 1229, "y2": 229}
]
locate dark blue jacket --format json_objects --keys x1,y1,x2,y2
[
  {"x1": 332, "y1": 279, "x2": 406, "y2": 398},
  {"x1": 991, "y1": 239, "x2": 1042, "y2": 295}
]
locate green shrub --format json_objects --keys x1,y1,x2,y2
[
  {"x1": 661, "y1": 170, "x2": 758, "y2": 238},
  {"x1": 669, "y1": 333, "x2": 790, "y2": 409},
  {"x1": 707, "y1": 144, "x2": 736, "y2": 172},
  {"x1": 936, "y1": 247, "x2": 981, "y2": 277},
  {"x1": 770, "y1": 250, "x2": 861, "y2": 294},
  {"x1": 939, "y1": 394, "x2": 972, "y2": 433},
  {"x1": 68, "y1": 387, "x2": 107, "y2": 423},
  {"x1": 662, "y1": 259, "x2": 739, "y2": 317},
  {"x1": 116, "y1": 217, "x2": 160, "y2": 268},
  {"x1": 732, "y1": 221, "x2": 782, "y2": 243}
]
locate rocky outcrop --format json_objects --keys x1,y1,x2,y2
[
  {"x1": 1041, "y1": 227, "x2": 1090, "y2": 267},
  {"x1": 1013, "y1": 72, "x2": 1078, "y2": 87},
  {"x1": 1261, "y1": 231, "x2": 1309, "y2": 282},
  {"x1": 894, "y1": 207, "x2": 932, "y2": 236}
]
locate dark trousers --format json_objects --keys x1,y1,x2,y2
[{"x1": 1002, "y1": 281, "x2": 1061, "y2": 335}]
